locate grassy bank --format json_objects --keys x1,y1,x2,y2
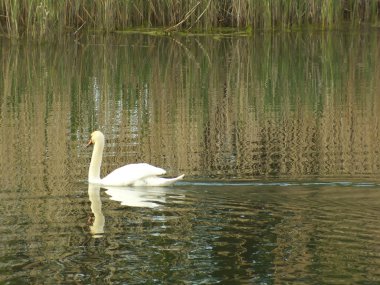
[{"x1": 0, "y1": 0, "x2": 379, "y2": 38}]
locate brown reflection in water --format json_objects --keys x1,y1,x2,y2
[
  {"x1": 2, "y1": 33, "x2": 380, "y2": 285},
  {"x1": 0, "y1": 32, "x2": 380, "y2": 189}
]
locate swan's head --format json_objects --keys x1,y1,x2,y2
[{"x1": 87, "y1": 131, "x2": 105, "y2": 147}]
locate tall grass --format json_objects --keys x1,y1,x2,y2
[{"x1": 0, "y1": 0, "x2": 379, "y2": 38}]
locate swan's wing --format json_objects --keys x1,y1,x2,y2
[{"x1": 101, "y1": 163, "x2": 166, "y2": 186}]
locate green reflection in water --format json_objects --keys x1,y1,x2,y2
[
  {"x1": 1, "y1": 30, "x2": 380, "y2": 283},
  {"x1": 0, "y1": 32, "x2": 380, "y2": 188}
]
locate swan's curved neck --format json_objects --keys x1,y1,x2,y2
[{"x1": 89, "y1": 138, "x2": 104, "y2": 183}]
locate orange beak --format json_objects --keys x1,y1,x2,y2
[{"x1": 86, "y1": 139, "x2": 93, "y2": 147}]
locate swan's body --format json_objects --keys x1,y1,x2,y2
[{"x1": 87, "y1": 131, "x2": 184, "y2": 187}]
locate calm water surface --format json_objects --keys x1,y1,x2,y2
[{"x1": 1, "y1": 31, "x2": 380, "y2": 284}]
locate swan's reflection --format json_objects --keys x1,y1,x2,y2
[
  {"x1": 88, "y1": 184, "x2": 105, "y2": 238},
  {"x1": 88, "y1": 185, "x2": 178, "y2": 237},
  {"x1": 104, "y1": 186, "x2": 168, "y2": 208}
]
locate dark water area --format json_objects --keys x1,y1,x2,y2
[
  {"x1": 1, "y1": 31, "x2": 380, "y2": 284},
  {"x1": 2, "y1": 182, "x2": 380, "y2": 284}
]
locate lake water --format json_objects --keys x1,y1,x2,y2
[{"x1": 1, "y1": 31, "x2": 380, "y2": 284}]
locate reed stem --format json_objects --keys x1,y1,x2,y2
[{"x1": 0, "y1": 0, "x2": 379, "y2": 38}]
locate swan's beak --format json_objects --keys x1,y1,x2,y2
[{"x1": 86, "y1": 139, "x2": 93, "y2": 147}]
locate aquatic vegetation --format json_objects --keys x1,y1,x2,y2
[{"x1": 0, "y1": 0, "x2": 379, "y2": 39}]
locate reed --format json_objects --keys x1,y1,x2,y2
[{"x1": 0, "y1": 0, "x2": 379, "y2": 38}]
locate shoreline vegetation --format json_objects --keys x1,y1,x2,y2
[{"x1": 0, "y1": 0, "x2": 380, "y2": 39}]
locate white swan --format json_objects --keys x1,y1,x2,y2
[{"x1": 87, "y1": 130, "x2": 184, "y2": 186}]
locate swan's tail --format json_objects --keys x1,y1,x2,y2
[
  {"x1": 170, "y1": 174, "x2": 185, "y2": 183},
  {"x1": 132, "y1": 174, "x2": 185, "y2": 186},
  {"x1": 154, "y1": 174, "x2": 185, "y2": 186}
]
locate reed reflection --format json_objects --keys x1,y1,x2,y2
[{"x1": 1, "y1": 33, "x2": 380, "y2": 185}]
